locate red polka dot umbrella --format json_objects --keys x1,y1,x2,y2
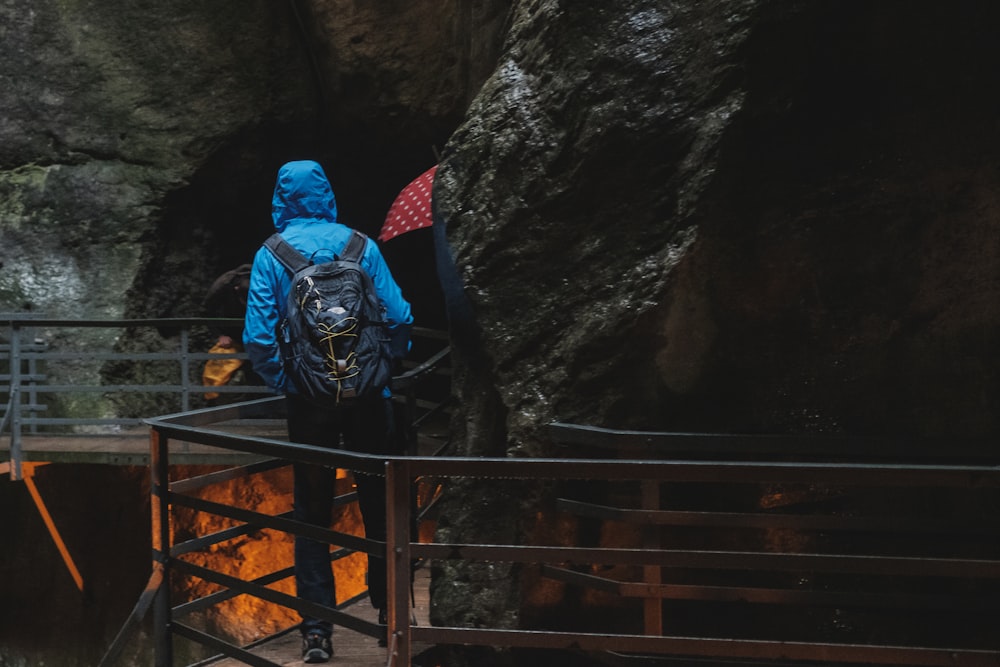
[{"x1": 378, "y1": 165, "x2": 437, "y2": 242}]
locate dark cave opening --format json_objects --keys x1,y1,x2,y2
[{"x1": 132, "y1": 117, "x2": 450, "y2": 332}]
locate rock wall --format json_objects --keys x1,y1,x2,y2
[
  {"x1": 1, "y1": 1, "x2": 306, "y2": 315},
  {"x1": 3, "y1": 0, "x2": 1000, "y2": 663},
  {"x1": 0, "y1": 2, "x2": 509, "y2": 665},
  {"x1": 437, "y1": 0, "x2": 1000, "y2": 448},
  {"x1": 430, "y1": 0, "x2": 1000, "y2": 653},
  {"x1": 0, "y1": 0, "x2": 509, "y2": 415}
]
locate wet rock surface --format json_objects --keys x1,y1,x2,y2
[
  {"x1": 438, "y1": 0, "x2": 1000, "y2": 446},
  {"x1": 430, "y1": 0, "x2": 1000, "y2": 648},
  {"x1": 2, "y1": 0, "x2": 999, "y2": 663},
  {"x1": 0, "y1": 2, "x2": 509, "y2": 664}
]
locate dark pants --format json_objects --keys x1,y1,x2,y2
[{"x1": 287, "y1": 393, "x2": 400, "y2": 638}]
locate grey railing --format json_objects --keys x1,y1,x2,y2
[
  {"x1": 0, "y1": 315, "x2": 272, "y2": 479},
  {"x1": 0, "y1": 315, "x2": 451, "y2": 479}
]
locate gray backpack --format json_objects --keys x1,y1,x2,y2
[{"x1": 264, "y1": 230, "x2": 393, "y2": 403}]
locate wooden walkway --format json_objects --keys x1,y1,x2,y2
[
  {"x1": 211, "y1": 567, "x2": 433, "y2": 667},
  {"x1": 1, "y1": 422, "x2": 286, "y2": 467}
]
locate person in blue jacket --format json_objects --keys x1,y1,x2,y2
[{"x1": 243, "y1": 160, "x2": 413, "y2": 663}]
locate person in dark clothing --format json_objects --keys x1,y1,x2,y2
[
  {"x1": 243, "y1": 160, "x2": 412, "y2": 663},
  {"x1": 202, "y1": 264, "x2": 253, "y2": 404},
  {"x1": 205, "y1": 263, "x2": 252, "y2": 345}
]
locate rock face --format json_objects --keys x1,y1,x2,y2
[
  {"x1": 3, "y1": 0, "x2": 1000, "y2": 664},
  {"x1": 437, "y1": 0, "x2": 1000, "y2": 444},
  {"x1": 430, "y1": 0, "x2": 1000, "y2": 652},
  {"x1": 1, "y1": 2, "x2": 308, "y2": 314},
  {"x1": 0, "y1": 0, "x2": 509, "y2": 414},
  {"x1": 0, "y1": 2, "x2": 510, "y2": 665}
]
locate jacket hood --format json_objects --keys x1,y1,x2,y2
[{"x1": 271, "y1": 160, "x2": 338, "y2": 232}]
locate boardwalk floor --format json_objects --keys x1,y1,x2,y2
[{"x1": 210, "y1": 566, "x2": 433, "y2": 667}]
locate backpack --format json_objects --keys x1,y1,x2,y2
[{"x1": 264, "y1": 230, "x2": 394, "y2": 403}]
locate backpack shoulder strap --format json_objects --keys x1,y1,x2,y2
[
  {"x1": 340, "y1": 230, "x2": 368, "y2": 263},
  {"x1": 264, "y1": 233, "x2": 309, "y2": 274}
]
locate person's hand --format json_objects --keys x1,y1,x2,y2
[{"x1": 217, "y1": 335, "x2": 234, "y2": 348}]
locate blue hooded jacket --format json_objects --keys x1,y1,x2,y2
[{"x1": 243, "y1": 160, "x2": 413, "y2": 395}]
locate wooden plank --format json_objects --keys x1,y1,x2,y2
[
  {"x1": 0, "y1": 423, "x2": 288, "y2": 466},
  {"x1": 210, "y1": 566, "x2": 432, "y2": 667}
]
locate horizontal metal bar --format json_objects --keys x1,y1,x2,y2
[
  {"x1": 150, "y1": 396, "x2": 285, "y2": 428},
  {"x1": 168, "y1": 491, "x2": 379, "y2": 557},
  {"x1": 26, "y1": 384, "x2": 272, "y2": 393},
  {"x1": 612, "y1": 581, "x2": 995, "y2": 611},
  {"x1": 173, "y1": 548, "x2": 356, "y2": 619},
  {"x1": 23, "y1": 417, "x2": 143, "y2": 426},
  {"x1": 391, "y1": 396, "x2": 452, "y2": 412},
  {"x1": 555, "y1": 498, "x2": 1000, "y2": 534},
  {"x1": 18, "y1": 352, "x2": 242, "y2": 362},
  {"x1": 547, "y1": 422, "x2": 999, "y2": 462},
  {"x1": 170, "y1": 499, "x2": 357, "y2": 557},
  {"x1": 171, "y1": 622, "x2": 282, "y2": 667},
  {"x1": 410, "y1": 325, "x2": 449, "y2": 340},
  {"x1": 393, "y1": 346, "x2": 452, "y2": 391},
  {"x1": 539, "y1": 565, "x2": 997, "y2": 610},
  {"x1": 5, "y1": 451, "x2": 256, "y2": 467},
  {"x1": 172, "y1": 559, "x2": 378, "y2": 638},
  {"x1": 408, "y1": 626, "x2": 1000, "y2": 666},
  {"x1": 410, "y1": 542, "x2": 1000, "y2": 577},
  {"x1": 0, "y1": 316, "x2": 242, "y2": 328},
  {"x1": 171, "y1": 510, "x2": 294, "y2": 557},
  {"x1": 1, "y1": 316, "x2": 448, "y2": 334},
  {"x1": 147, "y1": 421, "x2": 388, "y2": 474},
  {"x1": 169, "y1": 458, "x2": 288, "y2": 495},
  {"x1": 172, "y1": 561, "x2": 294, "y2": 617},
  {"x1": 408, "y1": 457, "x2": 1000, "y2": 487},
  {"x1": 141, "y1": 415, "x2": 1000, "y2": 487},
  {"x1": 194, "y1": 384, "x2": 272, "y2": 394}
]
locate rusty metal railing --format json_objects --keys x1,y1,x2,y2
[
  {"x1": 134, "y1": 409, "x2": 1000, "y2": 667},
  {"x1": 98, "y1": 327, "x2": 452, "y2": 667}
]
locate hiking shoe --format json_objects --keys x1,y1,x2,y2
[{"x1": 302, "y1": 633, "x2": 332, "y2": 663}]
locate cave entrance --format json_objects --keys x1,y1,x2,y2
[{"x1": 145, "y1": 121, "x2": 449, "y2": 334}]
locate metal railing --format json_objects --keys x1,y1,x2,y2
[
  {"x1": 96, "y1": 327, "x2": 452, "y2": 667},
  {"x1": 0, "y1": 316, "x2": 450, "y2": 477},
  {"x1": 0, "y1": 315, "x2": 276, "y2": 479},
  {"x1": 135, "y1": 410, "x2": 1000, "y2": 667}
]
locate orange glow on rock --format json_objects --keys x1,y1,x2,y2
[{"x1": 169, "y1": 465, "x2": 372, "y2": 644}]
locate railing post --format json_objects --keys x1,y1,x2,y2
[
  {"x1": 404, "y1": 384, "x2": 418, "y2": 456},
  {"x1": 179, "y1": 327, "x2": 191, "y2": 412},
  {"x1": 26, "y1": 333, "x2": 40, "y2": 435},
  {"x1": 385, "y1": 457, "x2": 412, "y2": 665},
  {"x1": 9, "y1": 322, "x2": 22, "y2": 481},
  {"x1": 151, "y1": 427, "x2": 173, "y2": 667},
  {"x1": 641, "y1": 479, "x2": 663, "y2": 635}
]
